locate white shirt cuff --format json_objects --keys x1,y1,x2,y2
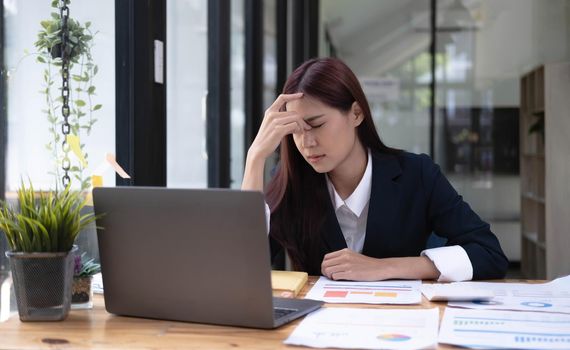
[
  {"x1": 421, "y1": 245, "x2": 473, "y2": 282},
  {"x1": 264, "y1": 202, "x2": 271, "y2": 235}
]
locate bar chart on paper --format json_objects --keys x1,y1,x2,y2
[
  {"x1": 439, "y1": 307, "x2": 570, "y2": 350},
  {"x1": 305, "y1": 277, "x2": 421, "y2": 304}
]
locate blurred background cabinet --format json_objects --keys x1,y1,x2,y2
[{"x1": 520, "y1": 63, "x2": 570, "y2": 279}]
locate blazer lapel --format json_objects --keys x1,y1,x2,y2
[
  {"x1": 362, "y1": 152, "x2": 402, "y2": 257},
  {"x1": 321, "y1": 185, "x2": 348, "y2": 252}
]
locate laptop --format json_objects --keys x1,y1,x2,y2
[{"x1": 92, "y1": 187, "x2": 323, "y2": 329}]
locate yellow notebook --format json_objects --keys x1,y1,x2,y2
[{"x1": 271, "y1": 270, "x2": 308, "y2": 297}]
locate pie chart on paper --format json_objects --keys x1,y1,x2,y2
[{"x1": 377, "y1": 333, "x2": 412, "y2": 342}]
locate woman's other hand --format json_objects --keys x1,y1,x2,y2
[
  {"x1": 321, "y1": 248, "x2": 390, "y2": 281},
  {"x1": 321, "y1": 248, "x2": 440, "y2": 281}
]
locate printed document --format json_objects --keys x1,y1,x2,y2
[
  {"x1": 421, "y1": 283, "x2": 494, "y2": 301},
  {"x1": 92, "y1": 272, "x2": 104, "y2": 294},
  {"x1": 285, "y1": 307, "x2": 439, "y2": 350},
  {"x1": 447, "y1": 275, "x2": 570, "y2": 314},
  {"x1": 439, "y1": 307, "x2": 570, "y2": 349},
  {"x1": 305, "y1": 277, "x2": 421, "y2": 304}
]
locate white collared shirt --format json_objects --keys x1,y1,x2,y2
[
  {"x1": 324, "y1": 150, "x2": 373, "y2": 254},
  {"x1": 264, "y1": 150, "x2": 474, "y2": 282}
]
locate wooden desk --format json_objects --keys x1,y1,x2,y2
[{"x1": 0, "y1": 277, "x2": 528, "y2": 349}]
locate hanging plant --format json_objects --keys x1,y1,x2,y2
[
  {"x1": 35, "y1": 7, "x2": 91, "y2": 62},
  {"x1": 34, "y1": 0, "x2": 102, "y2": 190}
]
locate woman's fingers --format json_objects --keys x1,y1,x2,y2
[
  {"x1": 322, "y1": 262, "x2": 349, "y2": 280},
  {"x1": 330, "y1": 271, "x2": 349, "y2": 281},
  {"x1": 262, "y1": 93, "x2": 310, "y2": 134},
  {"x1": 323, "y1": 248, "x2": 349, "y2": 261},
  {"x1": 268, "y1": 92, "x2": 303, "y2": 111},
  {"x1": 249, "y1": 93, "x2": 306, "y2": 160},
  {"x1": 275, "y1": 121, "x2": 301, "y2": 136},
  {"x1": 272, "y1": 113, "x2": 312, "y2": 132},
  {"x1": 265, "y1": 110, "x2": 297, "y2": 122},
  {"x1": 321, "y1": 253, "x2": 348, "y2": 278}
]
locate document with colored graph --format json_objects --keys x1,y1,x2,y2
[
  {"x1": 305, "y1": 277, "x2": 422, "y2": 304},
  {"x1": 285, "y1": 308, "x2": 439, "y2": 350},
  {"x1": 439, "y1": 307, "x2": 570, "y2": 349},
  {"x1": 447, "y1": 275, "x2": 570, "y2": 314}
]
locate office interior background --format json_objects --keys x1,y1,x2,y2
[{"x1": 0, "y1": 0, "x2": 569, "y2": 279}]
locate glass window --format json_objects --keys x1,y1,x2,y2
[
  {"x1": 264, "y1": 0, "x2": 277, "y2": 109},
  {"x1": 167, "y1": 0, "x2": 208, "y2": 188},
  {"x1": 262, "y1": 0, "x2": 279, "y2": 178},
  {"x1": 230, "y1": 0, "x2": 245, "y2": 189},
  {"x1": 321, "y1": 0, "x2": 570, "y2": 269},
  {"x1": 434, "y1": 0, "x2": 570, "y2": 263},
  {"x1": 4, "y1": 0, "x2": 115, "y2": 191},
  {"x1": 321, "y1": 0, "x2": 432, "y2": 154}
]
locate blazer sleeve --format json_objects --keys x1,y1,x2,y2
[{"x1": 420, "y1": 154, "x2": 509, "y2": 280}]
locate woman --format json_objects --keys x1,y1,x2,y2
[{"x1": 242, "y1": 57, "x2": 508, "y2": 282}]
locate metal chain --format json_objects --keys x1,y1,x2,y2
[{"x1": 60, "y1": 1, "x2": 71, "y2": 187}]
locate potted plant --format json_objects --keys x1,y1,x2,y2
[
  {"x1": 0, "y1": 181, "x2": 97, "y2": 321},
  {"x1": 71, "y1": 252, "x2": 100, "y2": 309},
  {"x1": 34, "y1": 0, "x2": 102, "y2": 190}
]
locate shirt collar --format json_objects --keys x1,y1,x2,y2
[{"x1": 326, "y1": 149, "x2": 372, "y2": 217}]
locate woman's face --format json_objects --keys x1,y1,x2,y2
[{"x1": 287, "y1": 95, "x2": 363, "y2": 174}]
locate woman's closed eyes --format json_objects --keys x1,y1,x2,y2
[
  {"x1": 304, "y1": 114, "x2": 325, "y2": 129},
  {"x1": 309, "y1": 122, "x2": 325, "y2": 128}
]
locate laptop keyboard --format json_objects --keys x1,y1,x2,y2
[{"x1": 274, "y1": 307, "x2": 297, "y2": 319}]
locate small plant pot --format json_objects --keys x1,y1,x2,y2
[
  {"x1": 6, "y1": 246, "x2": 77, "y2": 321},
  {"x1": 49, "y1": 43, "x2": 79, "y2": 60},
  {"x1": 71, "y1": 275, "x2": 93, "y2": 309}
]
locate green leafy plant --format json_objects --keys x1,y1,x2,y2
[
  {"x1": 0, "y1": 181, "x2": 99, "y2": 252},
  {"x1": 35, "y1": 0, "x2": 102, "y2": 190},
  {"x1": 528, "y1": 114, "x2": 544, "y2": 138},
  {"x1": 74, "y1": 252, "x2": 100, "y2": 277},
  {"x1": 35, "y1": 2, "x2": 91, "y2": 62}
]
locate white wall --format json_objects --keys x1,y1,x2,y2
[{"x1": 473, "y1": 0, "x2": 570, "y2": 107}]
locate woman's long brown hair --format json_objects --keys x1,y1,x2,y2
[{"x1": 265, "y1": 58, "x2": 400, "y2": 273}]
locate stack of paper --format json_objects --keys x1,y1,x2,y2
[
  {"x1": 286, "y1": 275, "x2": 570, "y2": 349},
  {"x1": 439, "y1": 307, "x2": 570, "y2": 349},
  {"x1": 271, "y1": 270, "x2": 308, "y2": 297},
  {"x1": 285, "y1": 308, "x2": 439, "y2": 350},
  {"x1": 447, "y1": 276, "x2": 570, "y2": 314}
]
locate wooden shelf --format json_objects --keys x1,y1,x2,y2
[
  {"x1": 521, "y1": 231, "x2": 545, "y2": 249},
  {"x1": 520, "y1": 63, "x2": 570, "y2": 280},
  {"x1": 521, "y1": 192, "x2": 545, "y2": 204},
  {"x1": 521, "y1": 153, "x2": 544, "y2": 158}
]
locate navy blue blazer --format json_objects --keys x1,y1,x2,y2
[{"x1": 277, "y1": 151, "x2": 509, "y2": 280}]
